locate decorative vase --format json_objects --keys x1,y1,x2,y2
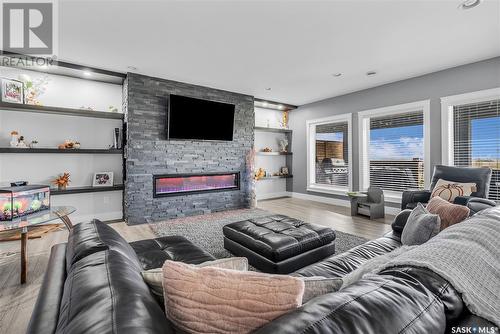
[
  {"x1": 10, "y1": 135, "x2": 18, "y2": 147},
  {"x1": 58, "y1": 184, "x2": 67, "y2": 191}
]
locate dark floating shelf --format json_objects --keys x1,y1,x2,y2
[
  {"x1": 257, "y1": 175, "x2": 293, "y2": 181},
  {"x1": 256, "y1": 151, "x2": 293, "y2": 156},
  {"x1": 0, "y1": 101, "x2": 124, "y2": 120},
  {"x1": 51, "y1": 184, "x2": 124, "y2": 195},
  {"x1": 0, "y1": 148, "x2": 123, "y2": 154},
  {"x1": 254, "y1": 126, "x2": 292, "y2": 133}
]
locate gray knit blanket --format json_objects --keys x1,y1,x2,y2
[{"x1": 381, "y1": 206, "x2": 500, "y2": 326}]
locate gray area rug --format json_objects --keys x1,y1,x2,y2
[{"x1": 149, "y1": 208, "x2": 369, "y2": 260}]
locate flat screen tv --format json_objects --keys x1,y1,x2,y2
[{"x1": 167, "y1": 94, "x2": 235, "y2": 141}]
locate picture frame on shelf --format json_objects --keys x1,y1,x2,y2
[
  {"x1": 1, "y1": 78, "x2": 24, "y2": 104},
  {"x1": 92, "y1": 172, "x2": 114, "y2": 187},
  {"x1": 280, "y1": 167, "x2": 289, "y2": 175}
]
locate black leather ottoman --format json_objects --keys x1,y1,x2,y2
[{"x1": 223, "y1": 215, "x2": 336, "y2": 274}]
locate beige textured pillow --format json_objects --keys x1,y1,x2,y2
[
  {"x1": 431, "y1": 178, "x2": 476, "y2": 202},
  {"x1": 142, "y1": 257, "x2": 248, "y2": 298},
  {"x1": 427, "y1": 196, "x2": 470, "y2": 230},
  {"x1": 162, "y1": 260, "x2": 304, "y2": 334}
]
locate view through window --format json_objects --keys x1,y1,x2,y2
[
  {"x1": 454, "y1": 99, "x2": 500, "y2": 201},
  {"x1": 369, "y1": 111, "x2": 424, "y2": 192},
  {"x1": 315, "y1": 122, "x2": 349, "y2": 188}
]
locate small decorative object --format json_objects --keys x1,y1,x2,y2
[
  {"x1": 108, "y1": 106, "x2": 119, "y2": 113},
  {"x1": 0, "y1": 185, "x2": 50, "y2": 221},
  {"x1": 279, "y1": 138, "x2": 289, "y2": 152},
  {"x1": 280, "y1": 110, "x2": 289, "y2": 129},
  {"x1": 254, "y1": 168, "x2": 266, "y2": 180},
  {"x1": 10, "y1": 131, "x2": 19, "y2": 147},
  {"x1": 30, "y1": 140, "x2": 38, "y2": 148},
  {"x1": 93, "y1": 172, "x2": 114, "y2": 187},
  {"x1": 52, "y1": 173, "x2": 70, "y2": 191},
  {"x1": 17, "y1": 136, "x2": 28, "y2": 148},
  {"x1": 262, "y1": 147, "x2": 272, "y2": 152},
  {"x1": 18, "y1": 74, "x2": 50, "y2": 105},
  {"x1": 1, "y1": 78, "x2": 24, "y2": 104},
  {"x1": 280, "y1": 167, "x2": 289, "y2": 175},
  {"x1": 80, "y1": 106, "x2": 95, "y2": 111},
  {"x1": 113, "y1": 128, "x2": 120, "y2": 149},
  {"x1": 58, "y1": 140, "x2": 80, "y2": 149}
]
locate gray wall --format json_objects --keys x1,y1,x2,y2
[
  {"x1": 124, "y1": 73, "x2": 254, "y2": 224},
  {"x1": 290, "y1": 57, "x2": 500, "y2": 203}
]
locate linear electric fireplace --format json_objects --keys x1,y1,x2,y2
[{"x1": 153, "y1": 172, "x2": 240, "y2": 197}]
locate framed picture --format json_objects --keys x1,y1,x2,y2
[
  {"x1": 92, "y1": 172, "x2": 114, "y2": 187},
  {"x1": 1, "y1": 78, "x2": 24, "y2": 104},
  {"x1": 280, "y1": 166, "x2": 289, "y2": 175}
]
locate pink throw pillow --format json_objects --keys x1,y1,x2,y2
[
  {"x1": 162, "y1": 260, "x2": 304, "y2": 334},
  {"x1": 426, "y1": 196, "x2": 470, "y2": 230}
]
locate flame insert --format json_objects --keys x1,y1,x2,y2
[{"x1": 153, "y1": 172, "x2": 240, "y2": 197}]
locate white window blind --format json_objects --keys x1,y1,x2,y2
[
  {"x1": 315, "y1": 122, "x2": 349, "y2": 188},
  {"x1": 453, "y1": 99, "x2": 500, "y2": 201},
  {"x1": 368, "y1": 111, "x2": 424, "y2": 192}
]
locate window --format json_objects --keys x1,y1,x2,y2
[
  {"x1": 442, "y1": 88, "x2": 500, "y2": 201},
  {"x1": 307, "y1": 114, "x2": 352, "y2": 194},
  {"x1": 359, "y1": 101, "x2": 430, "y2": 199}
]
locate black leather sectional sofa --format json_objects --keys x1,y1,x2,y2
[{"x1": 28, "y1": 200, "x2": 496, "y2": 334}]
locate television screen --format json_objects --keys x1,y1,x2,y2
[{"x1": 168, "y1": 94, "x2": 235, "y2": 141}]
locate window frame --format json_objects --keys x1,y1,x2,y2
[
  {"x1": 358, "y1": 100, "x2": 431, "y2": 202},
  {"x1": 441, "y1": 88, "x2": 500, "y2": 166},
  {"x1": 306, "y1": 113, "x2": 353, "y2": 195}
]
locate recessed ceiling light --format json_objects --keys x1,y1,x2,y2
[
  {"x1": 262, "y1": 101, "x2": 269, "y2": 107},
  {"x1": 366, "y1": 71, "x2": 377, "y2": 76},
  {"x1": 332, "y1": 73, "x2": 342, "y2": 77},
  {"x1": 127, "y1": 66, "x2": 137, "y2": 71},
  {"x1": 265, "y1": 87, "x2": 272, "y2": 91},
  {"x1": 459, "y1": 0, "x2": 482, "y2": 9},
  {"x1": 277, "y1": 105, "x2": 284, "y2": 110},
  {"x1": 83, "y1": 71, "x2": 92, "y2": 77}
]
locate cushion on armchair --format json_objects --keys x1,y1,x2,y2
[
  {"x1": 426, "y1": 196, "x2": 470, "y2": 230},
  {"x1": 431, "y1": 179, "x2": 476, "y2": 202}
]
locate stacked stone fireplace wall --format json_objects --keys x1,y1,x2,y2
[{"x1": 124, "y1": 73, "x2": 254, "y2": 224}]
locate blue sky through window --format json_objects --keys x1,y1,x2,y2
[
  {"x1": 471, "y1": 117, "x2": 500, "y2": 160},
  {"x1": 316, "y1": 132, "x2": 343, "y2": 141},
  {"x1": 370, "y1": 124, "x2": 423, "y2": 160}
]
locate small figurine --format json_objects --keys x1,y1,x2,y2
[
  {"x1": 17, "y1": 136, "x2": 28, "y2": 148},
  {"x1": 262, "y1": 147, "x2": 272, "y2": 152},
  {"x1": 254, "y1": 168, "x2": 266, "y2": 180},
  {"x1": 279, "y1": 138, "x2": 289, "y2": 152},
  {"x1": 30, "y1": 140, "x2": 38, "y2": 148}
]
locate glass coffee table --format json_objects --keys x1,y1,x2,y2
[{"x1": 0, "y1": 206, "x2": 75, "y2": 284}]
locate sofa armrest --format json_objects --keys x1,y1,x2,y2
[
  {"x1": 459, "y1": 197, "x2": 497, "y2": 216},
  {"x1": 27, "y1": 243, "x2": 67, "y2": 334},
  {"x1": 391, "y1": 209, "x2": 413, "y2": 234},
  {"x1": 401, "y1": 190, "x2": 431, "y2": 210}
]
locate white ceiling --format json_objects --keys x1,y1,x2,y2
[{"x1": 58, "y1": 0, "x2": 500, "y2": 106}]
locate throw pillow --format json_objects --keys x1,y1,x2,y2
[
  {"x1": 301, "y1": 276, "x2": 343, "y2": 303},
  {"x1": 401, "y1": 203, "x2": 441, "y2": 246},
  {"x1": 431, "y1": 178, "x2": 477, "y2": 202},
  {"x1": 142, "y1": 257, "x2": 248, "y2": 299},
  {"x1": 427, "y1": 196, "x2": 471, "y2": 230},
  {"x1": 162, "y1": 260, "x2": 304, "y2": 334}
]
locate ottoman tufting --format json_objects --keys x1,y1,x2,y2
[{"x1": 223, "y1": 215, "x2": 336, "y2": 274}]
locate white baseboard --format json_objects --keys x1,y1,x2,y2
[
  {"x1": 257, "y1": 192, "x2": 291, "y2": 200},
  {"x1": 69, "y1": 211, "x2": 123, "y2": 224},
  {"x1": 289, "y1": 192, "x2": 401, "y2": 216}
]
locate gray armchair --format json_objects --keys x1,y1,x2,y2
[
  {"x1": 401, "y1": 165, "x2": 494, "y2": 210},
  {"x1": 351, "y1": 187, "x2": 385, "y2": 220}
]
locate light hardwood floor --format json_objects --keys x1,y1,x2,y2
[{"x1": 0, "y1": 197, "x2": 392, "y2": 334}]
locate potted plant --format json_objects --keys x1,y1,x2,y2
[{"x1": 52, "y1": 172, "x2": 70, "y2": 191}]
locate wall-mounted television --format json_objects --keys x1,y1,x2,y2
[{"x1": 167, "y1": 94, "x2": 235, "y2": 141}]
